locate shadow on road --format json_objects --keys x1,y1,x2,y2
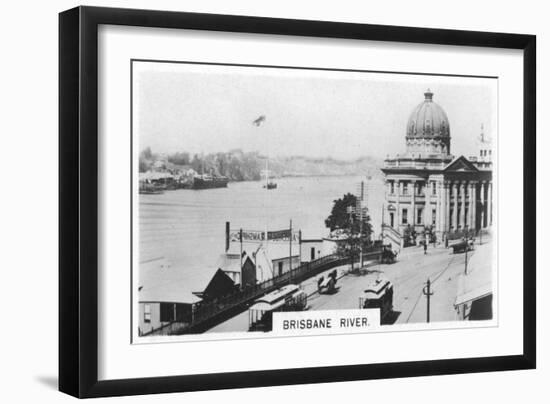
[
  {"x1": 318, "y1": 286, "x2": 341, "y2": 295},
  {"x1": 349, "y1": 268, "x2": 384, "y2": 277}
]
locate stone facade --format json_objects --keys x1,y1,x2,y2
[{"x1": 381, "y1": 90, "x2": 493, "y2": 245}]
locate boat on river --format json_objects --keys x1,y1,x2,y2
[
  {"x1": 192, "y1": 174, "x2": 229, "y2": 189},
  {"x1": 262, "y1": 159, "x2": 277, "y2": 190}
]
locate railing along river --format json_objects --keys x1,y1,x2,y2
[{"x1": 143, "y1": 247, "x2": 383, "y2": 336}]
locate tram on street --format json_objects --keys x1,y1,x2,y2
[
  {"x1": 359, "y1": 277, "x2": 394, "y2": 322},
  {"x1": 248, "y1": 284, "x2": 308, "y2": 332}
]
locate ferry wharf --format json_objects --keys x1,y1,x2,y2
[{"x1": 144, "y1": 248, "x2": 384, "y2": 336}]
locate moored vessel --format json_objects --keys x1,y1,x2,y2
[{"x1": 192, "y1": 174, "x2": 229, "y2": 189}]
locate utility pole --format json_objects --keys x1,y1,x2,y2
[
  {"x1": 347, "y1": 205, "x2": 355, "y2": 272},
  {"x1": 359, "y1": 181, "x2": 365, "y2": 269},
  {"x1": 239, "y1": 228, "x2": 243, "y2": 280},
  {"x1": 288, "y1": 219, "x2": 292, "y2": 283},
  {"x1": 298, "y1": 229, "x2": 302, "y2": 266},
  {"x1": 423, "y1": 278, "x2": 433, "y2": 323},
  {"x1": 225, "y1": 221, "x2": 230, "y2": 252}
]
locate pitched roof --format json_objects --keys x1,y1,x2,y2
[
  {"x1": 138, "y1": 257, "x2": 205, "y2": 304},
  {"x1": 216, "y1": 252, "x2": 254, "y2": 273},
  {"x1": 139, "y1": 284, "x2": 203, "y2": 305},
  {"x1": 455, "y1": 245, "x2": 493, "y2": 306},
  {"x1": 444, "y1": 156, "x2": 479, "y2": 173}
]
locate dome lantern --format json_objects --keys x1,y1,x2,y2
[{"x1": 424, "y1": 88, "x2": 434, "y2": 101}]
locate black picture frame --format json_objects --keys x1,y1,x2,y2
[{"x1": 59, "y1": 6, "x2": 536, "y2": 398}]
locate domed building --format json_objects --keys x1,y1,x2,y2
[
  {"x1": 381, "y1": 90, "x2": 493, "y2": 247},
  {"x1": 406, "y1": 89, "x2": 451, "y2": 155}
]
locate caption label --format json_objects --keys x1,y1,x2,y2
[{"x1": 273, "y1": 309, "x2": 380, "y2": 335}]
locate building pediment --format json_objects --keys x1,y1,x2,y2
[{"x1": 444, "y1": 156, "x2": 479, "y2": 173}]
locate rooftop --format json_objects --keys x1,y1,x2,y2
[
  {"x1": 455, "y1": 244, "x2": 493, "y2": 307},
  {"x1": 138, "y1": 257, "x2": 208, "y2": 304}
]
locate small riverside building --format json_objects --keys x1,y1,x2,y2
[
  {"x1": 139, "y1": 287, "x2": 202, "y2": 335},
  {"x1": 300, "y1": 238, "x2": 324, "y2": 262},
  {"x1": 223, "y1": 223, "x2": 303, "y2": 282},
  {"x1": 138, "y1": 258, "x2": 202, "y2": 335},
  {"x1": 216, "y1": 251, "x2": 258, "y2": 289},
  {"x1": 262, "y1": 243, "x2": 301, "y2": 277},
  {"x1": 139, "y1": 171, "x2": 175, "y2": 187},
  {"x1": 198, "y1": 268, "x2": 238, "y2": 300},
  {"x1": 381, "y1": 90, "x2": 493, "y2": 247},
  {"x1": 227, "y1": 242, "x2": 301, "y2": 279}
]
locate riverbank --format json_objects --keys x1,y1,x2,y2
[{"x1": 139, "y1": 175, "x2": 386, "y2": 296}]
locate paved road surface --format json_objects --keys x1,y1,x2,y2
[
  {"x1": 309, "y1": 240, "x2": 492, "y2": 324},
  {"x1": 207, "y1": 239, "x2": 493, "y2": 333}
]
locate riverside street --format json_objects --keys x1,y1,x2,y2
[{"x1": 206, "y1": 237, "x2": 493, "y2": 333}]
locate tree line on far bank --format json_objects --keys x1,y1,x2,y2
[
  {"x1": 139, "y1": 147, "x2": 266, "y2": 181},
  {"x1": 139, "y1": 147, "x2": 382, "y2": 182}
]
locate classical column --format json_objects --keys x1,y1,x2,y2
[
  {"x1": 440, "y1": 180, "x2": 447, "y2": 233},
  {"x1": 487, "y1": 181, "x2": 493, "y2": 226},
  {"x1": 459, "y1": 181, "x2": 466, "y2": 230},
  {"x1": 479, "y1": 181, "x2": 486, "y2": 229},
  {"x1": 445, "y1": 181, "x2": 451, "y2": 233},
  {"x1": 471, "y1": 182, "x2": 476, "y2": 230},
  {"x1": 411, "y1": 181, "x2": 416, "y2": 228},
  {"x1": 437, "y1": 181, "x2": 445, "y2": 233},
  {"x1": 434, "y1": 182, "x2": 441, "y2": 231},
  {"x1": 471, "y1": 181, "x2": 477, "y2": 231},
  {"x1": 423, "y1": 181, "x2": 431, "y2": 228},
  {"x1": 396, "y1": 180, "x2": 401, "y2": 229},
  {"x1": 452, "y1": 181, "x2": 458, "y2": 231},
  {"x1": 466, "y1": 182, "x2": 472, "y2": 230}
]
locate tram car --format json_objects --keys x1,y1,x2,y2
[
  {"x1": 317, "y1": 269, "x2": 338, "y2": 294},
  {"x1": 248, "y1": 284, "x2": 308, "y2": 332},
  {"x1": 359, "y1": 277, "x2": 394, "y2": 322}
]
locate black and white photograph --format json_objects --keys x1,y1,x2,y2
[
  {"x1": 133, "y1": 61, "x2": 496, "y2": 340},
  {"x1": 0, "y1": 0, "x2": 543, "y2": 401}
]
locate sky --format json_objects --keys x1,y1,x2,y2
[{"x1": 134, "y1": 61, "x2": 496, "y2": 161}]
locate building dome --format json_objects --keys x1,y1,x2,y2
[{"x1": 406, "y1": 90, "x2": 451, "y2": 155}]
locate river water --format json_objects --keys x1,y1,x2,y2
[{"x1": 139, "y1": 175, "x2": 386, "y2": 291}]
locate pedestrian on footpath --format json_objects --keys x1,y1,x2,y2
[{"x1": 423, "y1": 240, "x2": 428, "y2": 255}]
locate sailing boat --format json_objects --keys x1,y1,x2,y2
[
  {"x1": 252, "y1": 115, "x2": 277, "y2": 190},
  {"x1": 262, "y1": 158, "x2": 277, "y2": 190}
]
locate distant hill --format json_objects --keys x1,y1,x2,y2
[
  {"x1": 139, "y1": 147, "x2": 382, "y2": 181},
  {"x1": 271, "y1": 155, "x2": 382, "y2": 178}
]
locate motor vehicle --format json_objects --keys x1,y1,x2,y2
[
  {"x1": 317, "y1": 269, "x2": 338, "y2": 294},
  {"x1": 451, "y1": 239, "x2": 475, "y2": 254}
]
